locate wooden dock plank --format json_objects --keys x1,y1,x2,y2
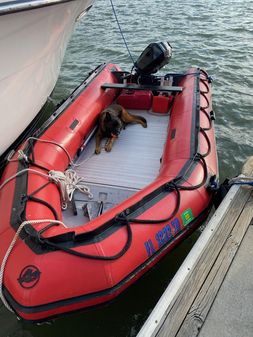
[
  {"x1": 156, "y1": 188, "x2": 252, "y2": 337},
  {"x1": 176, "y1": 192, "x2": 253, "y2": 337},
  {"x1": 137, "y1": 185, "x2": 253, "y2": 337},
  {"x1": 198, "y1": 224, "x2": 253, "y2": 337}
]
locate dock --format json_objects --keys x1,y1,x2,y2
[{"x1": 137, "y1": 181, "x2": 253, "y2": 337}]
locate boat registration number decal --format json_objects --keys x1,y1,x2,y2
[
  {"x1": 144, "y1": 208, "x2": 195, "y2": 257},
  {"x1": 144, "y1": 218, "x2": 181, "y2": 257}
]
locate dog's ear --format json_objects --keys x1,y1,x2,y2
[{"x1": 105, "y1": 111, "x2": 112, "y2": 122}]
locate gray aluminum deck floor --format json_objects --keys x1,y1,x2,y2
[
  {"x1": 74, "y1": 110, "x2": 170, "y2": 190},
  {"x1": 63, "y1": 110, "x2": 170, "y2": 227}
]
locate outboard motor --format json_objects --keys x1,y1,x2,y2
[{"x1": 134, "y1": 41, "x2": 172, "y2": 77}]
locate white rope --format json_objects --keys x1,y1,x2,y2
[
  {"x1": 7, "y1": 137, "x2": 83, "y2": 168},
  {"x1": 25, "y1": 137, "x2": 100, "y2": 168},
  {"x1": 7, "y1": 135, "x2": 98, "y2": 169},
  {"x1": 0, "y1": 219, "x2": 65, "y2": 313},
  {"x1": 1, "y1": 142, "x2": 92, "y2": 311},
  {"x1": 0, "y1": 168, "x2": 50, "y2": 192},
  {"x1": 49, "y1": 169, "x2": 93, "y2": 209},
  {"x1": 229, "y1": 175, "x2": 253, "y2": 187},
  {"x1": 7, "y1": 137, "x2": 78, "y2": 166},
  {"x1": 229, "y1": 176, "x2": 253, "y2": 183},
  {"x1": 7, "y1": 149, "x2": 28, "y2": 163},
  {"x1": 26, "y1": 137, "x2": 91, "y2": 168},
  {"x1": 0, "y1": 167, "x2": 93, "y2": 210}
]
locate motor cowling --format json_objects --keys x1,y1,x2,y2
[{"x1": 134, "y1": 41, "x2": 172, "y2": 76}]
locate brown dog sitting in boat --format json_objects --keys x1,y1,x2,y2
[{"x1": 95, "y1": 104, "x2": 147, "y2": 154}]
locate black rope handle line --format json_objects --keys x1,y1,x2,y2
[
  {"x1": 27, "y1": 158, "x2": 50, "y2": 172},
  {"x1": 28, "y1": 182, "x2": 52, "y2": 198},
  {"x1": 41, "y1": 219, "x2": 133, "y2": 261},
  {"x1": 200, "y1": 69, "x2": 209, "y2": 80},
  {"x1": 119, "y1": 182, "x2": 181, "y2": 225},
  {"x1": 25, "y1": 195, "x2": 60, "y2": 220},
  {"x1": 200, "y1": 107, "x2": 212, "y2": 131},
  {"x1": 22, "y1": 193, "x2": 133, "y2": 260},
  {"x1": 200, "y1": 78, "x2": 209, "y2": 94},
  {"x1": 176, "y1": 154, "x2": 208, "y2": 191},
  {"x1": 200, "y1": 91, "x2": 210, "y2": 109},
  {"x1": 26, "y1": 137, "x2": 69, "y2": 172},
  {"x1": 199, "y1": 76, "x2": 212, "y2": 131},
  {"x1": 199, "y1": 128, "x2": 211, "y2": 158}
]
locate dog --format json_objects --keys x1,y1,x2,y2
[{"x1": 95, "y1": 104, "x2": 147, "y2": 154}]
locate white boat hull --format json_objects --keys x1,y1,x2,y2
[{"x1": 0, "y1": 0, "x2": 94, "y2": 156}]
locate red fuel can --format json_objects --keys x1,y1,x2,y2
[
  {"x1": 152, "y1": 95, "x2": 173, "y2": 114},
  {"x1": 117, "y1": 90, "x2": 153, "y2": 110}
]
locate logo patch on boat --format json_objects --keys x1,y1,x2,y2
[
  {"x1": 181, "y1": 208, "x2": 194, "y2": 226},
  {"x1": 18, "y1": 265, "x2": 41, "y2": 289}
]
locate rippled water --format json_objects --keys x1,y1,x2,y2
[
  {"x1": 1, "y1": 0, "x2": 253, "y2": 336},
  {"x1": 52, "y1": 0, "x2": 253, "y2": 180}
]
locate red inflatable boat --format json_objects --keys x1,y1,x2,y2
[{"x1": 0, "y1": 61, "x2": 218, "y2": 322}]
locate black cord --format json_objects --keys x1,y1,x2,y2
[
  {"x1": 201, "y1": 107, "x2": 212, "y2": 131},
  {"x1": 200, "y1": 91, "x2": 210, "y2": 109},
  {"x1": 27, "y1": 158, "x2": 50, "y2": 172},
  {"x1": 26, "y1": 195, "x2": 59, "y2": 220},
  {"x1": 28, "y1": 181, "x2": 51, "y2": 198},
  {"x1": 123, "y1": 182, "x2": 181, "y2": 225},
  {"x1": 42, "y1": 219, "x2": 132, "y2": 261},
  {"x1": 176, "y1": 155, "x2": 208, "y2": 191},
  {"x1": 24, "y1": 192, "x2": 133, "y2": 260},
  {"x1": 26, "y1": 138, "x2": 51, "y2": 172},
  {"x1": 199, "y1": 128, "x2": 211, "y2": 158},
  {"x1": 200, "y1": 78, "x2": 210, "y2": 94}
]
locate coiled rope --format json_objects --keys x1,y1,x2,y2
[{"x1": 49, "y1": 169, "x2": 93, "y2": 209}]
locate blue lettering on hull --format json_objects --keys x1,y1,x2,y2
[
  {"x1": 144, "y1": 218, "x2": 181, "y2": 257},
  {"x1": 144, "y1": 239, "x2": 155, "y2": 257}
]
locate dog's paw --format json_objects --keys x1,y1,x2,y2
[
  {"x1": 95, "y1": 148, "x2": 101, "y2": 155},
  {"x1": 142, "y1": 120, "x2": 148, "y2": 128},
  {"x1": 105, "y1": 144, "x2": 112, "y2": 152}
]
